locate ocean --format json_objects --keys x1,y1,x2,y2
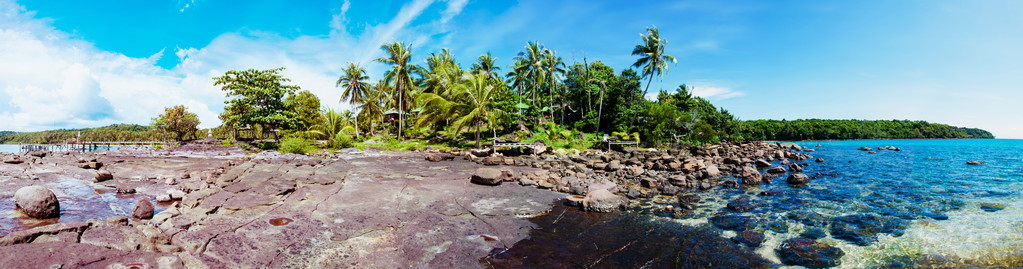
[{"x1": 486, "y1": 139, "x2": 1023, "y2": 268}]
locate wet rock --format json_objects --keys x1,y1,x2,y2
[
  {"x1": 93, "y1": 169, "x2": 114, "y2": 182},
  {"x1": 776, "y1": 238, "x2": 844, "y2": 268},
  {"x1": 132, "y1": 199, "x2": 155, "y2": 220},
  {"x1": 858, "y1": 147, "x2": 872, "y2": 151},
  {"x1": 727, "y1": 198, "x2": 756, "y2": 211},
  {"x1": 767, "y1": 166, "x2": 786, "y2": 174},
  {"x1": 14, "y1": 185, "x2": 60, "y2": 219},
  {"x1": 733, "y1": 231, "x2": 765, "y2": 248},
  {"x1": 966, "y1": 160, "x2": 986, "y2": 165},
  {"x1": 787, "y1": 174, "x2": 809, "y2": 185},
  {"x1": 626, "y1": 188, "x2": 641, "y2": 199},
  {"x1": 739, "y1": 166, "x2": 763, "y2": 186},
  {"x1": 815, "y1": 158, "x2": 825, "y2": 163},
  {"x1": 830, "y1": 214, "x2": 909, "y2": 246},
  {"x1": 754, "y1": 159, "x2": 771, "y2": 168},
  {"x1": 788, "y1": 163, "x2": 803, "y2": 173},
  {"x1": 710, "y1": 214, "x2": 755, "y2": 231},
  {"x1": 800, "y1": 228, "x2": 828, "y2": 239},
  {"x1": 471, "y1": 168, "x2": 504, "y2": 185},
  {"x1": 980, "y1": 203, "x2": 1005, "y2": 212},
  {"x1": 582, "y1": 189, "x2": 623, "y2": 213}
]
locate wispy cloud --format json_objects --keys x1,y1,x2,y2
[
  {"x1": 178, "y1": 0, "x2": 199, "y2": 13},
  {"x1": 691, "y1": 84, "x2": 745, "y2": 99}
]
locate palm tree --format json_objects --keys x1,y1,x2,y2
[
  {"x1": 513, "y1": 41, "x2": 547, "y2": 117},
  {"x1": 471, "y1": 53, "x2": 500, "y2": 79},
  {"x1": 450, "y1": 72, "x2": 508, "y2": 148},
  {"x1": 631, "y1": 26, "x2": 677, "y2": 99},
  {"x1": 336, "y1": 62, "x2": 370, "y2": 137},
  {"x1": 540, "y1": 49, "x2": 566, "y2": 122},
  {"x1": 358, "y1": 80, "x2": 388, "y2": 135},
  {"x1": 376, "y1": 41, "x2": 423, "y2": 140}
]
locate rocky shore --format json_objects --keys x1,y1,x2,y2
[{"x1": 0, "y1": 141, "x2": 822, "y2": 268}]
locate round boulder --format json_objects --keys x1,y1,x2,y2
[
  {"x1": 470, "y1": 168, "x2": 503, "y2": 185},
  {"x1": 582, "y1": 189, "x2": 623, "y2": 212},
  {"x1": 132, "y1": 199, "x2": 154, "y2": 219},
  {"x1": 14, "y1": 185, "x2": 60, "y2": 219},
  {"x1": 93, "y1": 169, "x2": 114, "y2": 182},
  {"x1": 787, "y1": 174, "x2": 810, "y2": 185}
]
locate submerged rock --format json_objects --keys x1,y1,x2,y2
[
  {"x1": 710, "y1": 214, "x2": 756, "y2": 231},
  {"x1": 787, "y1": 174, "x2": 810, "y2": 185},
  {"x1": 966, "y1": 160, "x2": 986, "y2": 165},
  {"x1": 14, "y1": 186, "x2": 60, "y2": 219},
  {"x1": 777, "y1": 237, "x2": 844, "y2": 268},
  {"x1": 830, "y1": 214, "x2": 909, "y2": 246},
  {"x1": 733, "y1": 231, "x2": 765, "y2": 248}
]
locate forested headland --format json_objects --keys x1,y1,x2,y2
[{"x1": 0, "y1": 27, "x2": 995, "y2": 150}]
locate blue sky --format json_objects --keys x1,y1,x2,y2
[{"x1": 1, "y1": 0, "x2": 1021, "y2": 138}]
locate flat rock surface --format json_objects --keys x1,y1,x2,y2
[{"x1": 0, "y1": 149, "x2": 563, "y2": 268}]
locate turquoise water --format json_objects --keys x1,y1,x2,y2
[
  {"x1": 0, "y1": 144, "x2": 119, "y2": 153},
  {"x1": 489, "y1": 139, "x2": 1023, "y2": 268}
]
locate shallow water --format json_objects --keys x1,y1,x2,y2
[
  {"x1": 493, "y1": 139, "x2": 1023, "y2": 268},
  {"x1": 0, "y1": 179, "x2": 165, "y2": 236}
]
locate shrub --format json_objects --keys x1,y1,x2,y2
[
  {"x1": 334, "y1": 133, "x2": 355, "y2": 149},
  {"x1": 279, "y1": 137, "x2": 316, "y2": 154}
]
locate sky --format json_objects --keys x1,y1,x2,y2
[{"x1": 0, "y1": 0, "x2": 1021, "y2": 138}]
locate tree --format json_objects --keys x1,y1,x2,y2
[
  {"x1": 451, "y1": 72, "x2": 509, "y2": 148},
  {"x1": 376, "y1": 42, "x2": 423, "y2": 140},
  {"x1": 471, "y1": 52, "x2": 500, "y2": 79},
  {"x1": 513, "y1": 41, "x2": 547, "y2": 122},
  {"x1": 214, "y1": 67, "x2": 300, "y2": 142},
  {"x1": 337, "y1": 62, "x2": 371, "y2": 137},
  {"x1": 631, "y1": 26, "x2": 677, "y2": 98},
  {"x1": 152, "y1": 105, "x2": 200, "y2": 141},
  {"x1": 285, "y1": 90, "x2": 323, "y2": 131}
]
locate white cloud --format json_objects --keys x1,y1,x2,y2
[
  {"x1": 0, "y1": 0, "x2": 466, "y2": 132},
  {"x1": 691, "y1": 84, "x2": 745, "y2": 99},
  {"x1": 178, "y1": 0, "x2": 199, "y2": 13}
]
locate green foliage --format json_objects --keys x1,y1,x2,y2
[
  {"x1": 214, "y1": 67, "x2": 301, "y2": 140},
  {"x1": 736, "y1": 119, "x2": 995, "y2": 140},
  {"x1": 632, "y1": 26, "x2": 678, "y2": 97},
  {"x1": 152, "y1": 105, "x2": 201, "y2": 141},
  {"x1": 278, "y1": 137, "x2": 318, "y2": 154},
  {"x1": 285, "y1": 90, "x2": 323, "y2": 130},
  {"x1": 0, "y1": 124, "x2": 159, "y2": 144}
]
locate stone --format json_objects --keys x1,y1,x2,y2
[
  {"x1": 581, "y1": 189, "x2": 623, "y2": 213},
  {"x1": 424, "y1": 153, "x2": 454, "y2": 162},
  {"x1": 710, "y1": 214, "x2": 755, "y2": 231},
  {"x1": 754, "y1": 159, "x2": 771, "y2": 168},
  {"x1": 628, "y1": 166, "x2": 646, "y2": 177},
  {"x1": 829, "y1": 214, "x2": 909, "y2": 246},
  {"x1": 739, "y1": 166, "x2": 763, "y2": 186},
  {"x1": 132, "y1": 199, "x2": 155, "y2": 220},
  {"x1": 767, "y1": 166, "x2": 786, "y2": 174},
  {"x1": 966, "y1": 160, "x2": 986, "y2": 165},
  {"x1": 93, "y1": 169, "x2": 114, "y2": 182},
  {"x1": 727, "y1": 198, "x2": 756, "y2": 211},
  {"x1": 14, "y1": 186, "x2": 60, "y2": 219},
  {"x1": 787, "y1": 174, "x2": 809, "y2": 185},
  {"x1": 2, "y1": 156, "x2": 23, "y2": 164},
  {"x1": 788, "y1": 163, "x2": 803, "y2": 173},
  {"x1": 733, "y1": 231, "x2": 765, "y2": 248},
  {"x1": 27, "y1": 151, "x2": 47, "y2": 158},
  {"x1": 815, "y1": 158, "x2": 825, "y2": 163},
  {"x1": 167, "y1": 189, "x2": 187, "y2": 200},
  {"x1": 776, "y1": 238, "x2": 844, "y2": 268},
  {"x1": 470, "y1": 168, "x2": 503, "y2": 185},
  {"x1": 858, "y1": 147, "x2": 872, "y2": 151}
]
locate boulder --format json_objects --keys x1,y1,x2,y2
[
  {"x1": 779, "y1": 142, "x2": 802, "y2": 151},
  {"x1": 727, "y1": 198, "x2": 756, "y2": 211},
  {"x1": 93, "y1": 169, "x2": 114, "y2": 182},
  {"x1": 739, "y1": 166, "x2": 763, "y2": 185},
  {"x1": 2, "y1": 156, "x2": 23, "y2": 164},
  {"x1": 470, "y1": 168, "x2": 503, "y2": 185},
  {"x1": 815, "y1": 158, "x2": 825, "y2": 163},
  {"x1": 733, "y1": 231, "x2": 765, "y2": 248},
  {"x1": 787, "y1": 174, "x2": 809, "y2": 185},
  {"x1": 166, "y1": 189, "x2": 187, "y2": 200},
  {"x1": 705, "y1": 164, "x2": 721, "y2": 178},
  {"x1": 858, "y1": 147, "x2": 872, "y2": 151},
  {"x1": 132, "y1": 199, "x2": 155, "y2": 219},
  {"x1": 27, "y1": 151, "x2": 47, "y2": 158},
  {"x1": 14, "y1": 186, "x2": 60, "y2": 219},
  {"x1": 155, "y1": 194, "x2": 172, "y2": 203},
  {"x1": 788, "y1": 163, "x2": 803, "y2": 173},
  {"x1": 469, "y1": 148, "x2": 492, "y2": 157},
  {"x1": 776, "y1": 238, "x2": 844, "y2": 268},
  {"x1": 77, "y1": 161, "x2": 103, "y2": 169},
  {"x1": 766, "y1": 166, "x2": 786, "y2": 174},
  {"x1": 754, "y1": 159, "x2": 771, "y2": 168},
  {"x1": 581, "y1": 189, "x2": 623, "y2": 213},
  {"x1": 424, "y1": 153, "x2": 454, "y2": 162},
  {"x1": 628, "y1": 166, "x2": 646, "y2": 177},
  {"x1": 966, "y1": 160, "x2": 986, "y2": 165}
]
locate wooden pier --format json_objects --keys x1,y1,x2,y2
[{"x1": 20, "y1": 141, "x2": 167, "y2": 152}]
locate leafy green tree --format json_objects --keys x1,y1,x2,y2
[
  {"x1": 337, "y1": 62, "x2": 371, "y2": 137},
  {"x1": 376, "y1": 42, "x2": 424, "y2": 139},
  {"x1": 285, "y1": 90, "x2": 323, "y2": 131},
  {"x1": 471, "y1": 52, "x2": 500, "y2": 79},
  {"x1": 152, "y1": 105, "x2": 201, "y2": 141},
  {"x1": 631, "y1": 26, "x2": 677, "y2": 98},
  {"x1": 214, "y1": 67, "x2": 300, "y2": 141},
  {"x1": 450, "y1": 72, "x2": 510, "y2": 148}
]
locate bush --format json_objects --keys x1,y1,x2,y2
[
  {"x1": 279, "y1": 137, "x2": 317, "y2": 154},
  {"x1": 334, "y1": 133, "x2": 355, "y2": 149}
]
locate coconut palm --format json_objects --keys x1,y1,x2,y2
[
  {"x1": 336, "y1": 62, "x2": 370, "y2": 137},
  {"x1": 631, "y1": 26, "x2": 677, "y2": 98},
  {"x1": 358, "y1": 81, "x2": 388, "y2": 135},
  {"x1": 471, "y1": 53, "x2": 500, "y2": 79},
  {"x1": 540, "y1": 49, "x2": 566, "y2": 122},
  {"x1": 376, "y1": 41, "x2": 423, "y2": 139},
  {"x1": 513, "y1": 41, "x2": 547, "y2": 114},
  {"x1": 450, "y1": 72, "x2": 508, "y2": 148}
]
